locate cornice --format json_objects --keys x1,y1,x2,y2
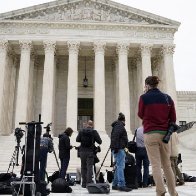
[
  {"x1": 0, "y1": 21, "x2": 176, "y2": 42},
  {"x1": 0, "y1": 0, "x2": 180, "y2": 27},
  {"x1": 0, "y1": 20, "x2": 178, "y2": 32}
]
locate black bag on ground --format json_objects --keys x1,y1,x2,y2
[
  {"x1": 148, "y1": 174, "x2": 155, "y2": 186},
  {"x1": 0, "y1": 182, "x2": 12, "y2": 194},
  {"x1": 128, "y1": 129, "x2": 137, "y2": 153},
  {"x1": 87, "y1": 183, "x2": 110, "y2": 194},
  {"x1": 183, "y1": 173, "x2": 196, "y2": 182},
  {"x1": 48, "y1": 171, "x2": 60, "y2": 183},
  {"x1": 106, "y1": 171, "x2": 114, "y2": 183},
  {"x1": 0, "y1": 173, "x2": 17, "y2": 194},
  {"x1": 124, "y1": 164, "x2": 138, "y2": 189},
  {"x1": 51, "y1": 178, "x2": 72, "y2": 193}
]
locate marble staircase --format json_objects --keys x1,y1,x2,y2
[
  {"x1": 0, "y1": 128, "x2": 196, "y2": 177},
  {"x1": 0, "y1": 131, "x2": 113, "y2": 175}
]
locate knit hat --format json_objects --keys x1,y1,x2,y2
[{"x1": 118, "y1": 112, "x2": 125, "y2": 121}]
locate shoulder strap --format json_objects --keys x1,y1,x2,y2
[
  {"x1": 132, "y1": 129, "x2": 137, "y2": 141},
  {"x1": 164, "y1": 93, "x2": 171, "y2": 106}
]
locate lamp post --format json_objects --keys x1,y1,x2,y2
[{"x1": 83, "y1": 56, "x2": 88, "y2": 88}]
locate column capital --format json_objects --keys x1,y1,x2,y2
[
  {"x1": 140, "y1": 44, "x2": 153, "y2": 56},
  {"x1": 19, "y1": 40, "x2": 32, "y2": 51},
  {"x1": 93, "y1": 41, "x2": 106, "y2": 54},
  {"x1": 43, "y1": 40, "x2": 56, "y2": 53},
  {"x1": 67, "y1": 41, "x2": 80, "y2": 54},
  {"x1": 161, "y1": 44, "x2": 175, "y2": 55},
  {"x1": 116, "y1": 42, "x2": 129, "y2": 55},
  {"x1": 0, "y1": 40, "x2": 8, "y2": 51}
]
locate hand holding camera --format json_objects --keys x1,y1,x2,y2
[{"x1": 162, "y1": 122, "x2": 179, "y2": 143}]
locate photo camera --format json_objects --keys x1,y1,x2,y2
[{"x1": 162, "y1": 122, "x2": 179, "y2": 143}]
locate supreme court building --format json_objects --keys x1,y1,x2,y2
[{"x1": 0, "y1": 0, "x2": 181, "y2": 136}]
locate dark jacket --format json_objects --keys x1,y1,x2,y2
[
  {"x1": 76, "y1": 127, "x2": 102, "y2": 152},
  {"x1": 138, "y1": 88, "x2": 176, "y2": 133},
  {"x1": 40, "y1": 136, "x2": 54, "y2": 153},
  {"x1": 110, "y1": 120, "x2": 128, "y2": 151},
  {"x1": 58, "y1": 132, "x2": 72, "y2": 159}
]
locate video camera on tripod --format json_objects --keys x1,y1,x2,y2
[
  {"x1": 43, "y1": 123, "x2": 52, "y2": 138},
  {"x1": 14, "y1": 127, "x2": 24, "y2": 145},
  {"x1": 7, "y1": 128, "x2": 25, "y2": 172}
]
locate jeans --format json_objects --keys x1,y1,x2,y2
[
  {"x1": 112, "y1": 149, "x2": 126, "y2": 187},
  {"x1": 39, "y1": 147, "x2": 48, "y2": 181},
  {"x1": 60, "y1": 155, "x2": 70, "y2": 179},
  {"x1": 135, "y1": 147, "x2": 149, "y2": 185}
]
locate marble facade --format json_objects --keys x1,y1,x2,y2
[{"x1": 0, "y1": 0, "x2": 182, "y2": 136}]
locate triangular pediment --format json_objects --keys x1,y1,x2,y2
[{"x1": 0, "y1": 0, "x2": 180, "y2": 27}]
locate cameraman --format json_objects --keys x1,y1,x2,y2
[
  {"x1": 138, "y1": 76, "x2": 178, "y2": 196},
  {"x1": 39, "y1": 131, "x2": 54, "y2": 181}
]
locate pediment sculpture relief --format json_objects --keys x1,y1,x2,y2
[{"x1": 6, "y1": 1, "x2": 166, "y2": 25}]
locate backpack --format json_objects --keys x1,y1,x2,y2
[
  {"x1": 40, "y1": 137, "x2": 53, "y2": 153},
  {"x1": 48, "y1": 171, "x2": 60, "y2": 183},
  {"x1": 81, "y1": 129, "x2": 94, "y2": 147},
  {"x1": 51, "y1": 178, "x2": 72, "y2": 193}
]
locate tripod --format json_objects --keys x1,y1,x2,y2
[
  {"x1": 7, "y1": 142, "x2": 22, "y2": 173},
  {"x1": 11, "y1": 115, "x2": 43, "y2": 196},
  {"x1": 95, "y1": 147, "x2": 111, "y2": 179}
]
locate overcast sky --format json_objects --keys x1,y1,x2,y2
[{"x1": 0, "y1": 0, "x2": 195, "y2": 91}]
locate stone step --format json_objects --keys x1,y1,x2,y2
[{"x1": 0, "y1": 132, "x2": 113, "y2": 174}]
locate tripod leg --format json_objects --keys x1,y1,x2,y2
[
  {"x1": 95, "y1": 147, "x2": 110, "y2": 179},
  {"x1": 53, "y1": 150, "x2": 60, "y2": 171},
  {"x1": 44, "y1": 169, "x2": 49, "y2": 183}
]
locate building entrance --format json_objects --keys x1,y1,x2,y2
[{"x1": 77, "y1": 98, "x2": 93, "y2": 131}]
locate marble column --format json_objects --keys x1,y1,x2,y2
[
  {"x1": 140, "y1": 44, "x2": 152, "y2": 86},
  {"x1": 161, "y1": 44, "x2": 177, "y2": 105},
  {"x1": 0, "y1": 40, "x2": 9, "y2": 135},
  {"x1": 15, "y1": 40, "x2": 32, "y2": 127},
  {"x1": 130, "y1": 58, "x2": 138, "y2": 131},
  {"x1": 41, "y1": 41, "x2": 56, "y2": 128},
  {"x1": 66, "y1": 41, "x2": 80, "y2": 131},
  {"x1": 6, "y1": 54, "x2": 17, "y2": 135},
  {"x1": 93, "y1": 41, "x2": 106, "y2": 131},
  {"x1": 27, "y1": 53, "x2": 36, "y2": 122},
  {"x1": 116, "y1": 42, "x2": 131, "y2": 131}
]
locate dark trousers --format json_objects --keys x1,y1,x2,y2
[
  {"x1": 39, "y1": 147, "x2": 48, "y2": 181},
  {"x1": 135, "y1": 147, "x2": 149, "y2": 186},
  {"x1": 60, "y1": 155, "x2": 70, "y2": 179},
  {"x1": 80, "y1": 151, "x2": 94, "y2": 186}
]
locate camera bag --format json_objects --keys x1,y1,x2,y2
[
  {"x1": 86, "y1": 183, "x2": 110, "y2": 194},
  {"x1": 128, "y1": 129, "x2": 137, "y2": 153},
  {"x1": 51, "y1": 178, "x2": 72, "y2": 193}
]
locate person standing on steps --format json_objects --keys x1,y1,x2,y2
[
  {"x1": 138, "y1": 76, "x2": 178, "y2": 196},
  {"x1": 110, "y1": 112, "x2": 132, "y2": 192}
]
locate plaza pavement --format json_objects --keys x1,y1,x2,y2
[{"x1": 0, "y1": 127, "x2": 196, "y2": 195}]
